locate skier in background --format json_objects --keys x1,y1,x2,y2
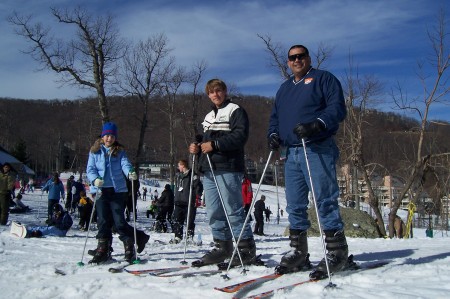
[
  {"x1": 65, "y1": 175, "x2": 75, "y2": 211},
  {"x1": 154, "y1": 184, "x2": 174, "y2": 233},
  {"x1": 253, "y1": 195, "x2": 266, "y2": 236},
  {"x1": 78, "y1": 190, "x2": 94, "y2": 231},
  {"x1": 265, "y1": 206, "x2": 272, "y2": 222},
  {"x1": 0, "y1": 163, "x2": 15, "y2": 225},
  {"x1": 152, "y1": 189, "x2": 159, "y2": 201},
  {"x1": 71, "y1": 178, "x2": 85, "y2": 213},
  {"x1": 142, "y1": 187, "x2": 148, "y2": 201},
  {"x1": 42, "y1": 172, "x2": 65, "y2": 222},
  {"x1": 170, "y1": 159, "x2": 203, "y2": 244},
  {"x1": 241, "y1": 173, "x2": 253, "y2": 220}
]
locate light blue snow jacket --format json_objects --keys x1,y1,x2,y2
[
  {"x1": 86, "y1": 140, "x2": 133, "y2": 193},
  {"x1": 42, "y1": 179, "x2": 65, "y2": 200}
]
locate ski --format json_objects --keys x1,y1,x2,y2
[
  {"x1": 108, "y1": 258, "x2": 148, "y2": 273},
  {"x1": 215, "y1": 253, "x2": 308, "y2": 293},
  {"x1": 236, "y1": 259, "x2": 390, "y2": 299},
  {"x1": 215, "y1": 273, "x2": 282, "y2": 293},
  {"x1": 235, "y1": 279, "x2": 317, "y2": 299},
  {"x1": 152, "y1": 269, "x2": 222, "y2": 278},
  {"x1": 124, "y1": 265, "x2": 190, "y2": 275}
]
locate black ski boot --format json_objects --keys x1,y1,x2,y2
[
  {"x1": 218, "y1": 238, "x2": 261, "y2": 270},
  {"x1": 275, "y1": 230, "x2": 312, "y2": 274},
  {"x1": 192, "y1": 239, "x2": 233, "y2": 267},
  {"x1": 136, "y1": 230, "x2": 150, "y2": 253},
  {"x1": 124, "y1": 239, "x2": 137, "y2": 263},
  {"x1": 88, "y1": 238, "x2": 113, "y2": 256},
  {"x1": 309, "y1": 230, "x2": 349, "y2": 280},
  {"x1": 229, "y1": 238, "x2": 257, "y2": 267},
  {"x1": 89, "y1": 238, "x2": 112, "y2": 264}
]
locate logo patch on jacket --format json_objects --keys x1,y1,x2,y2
[{"x1": 305, "y1": 78, "x2": 313, "y2": 84}]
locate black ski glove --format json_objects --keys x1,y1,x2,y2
[
  {"x1": 293, "y1": 120, "x2": 325, "y2": 139},
  {"x1": 268, "y1": 133, "x2": 281, "y2": 150}
]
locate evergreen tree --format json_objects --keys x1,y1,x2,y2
[{"x1": 11, "y1": 139, "x2": 29, "y2": 164}]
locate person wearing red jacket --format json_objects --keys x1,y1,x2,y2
[{"x1": 241, "y1": 175, "x2": 253, "y2": 219}]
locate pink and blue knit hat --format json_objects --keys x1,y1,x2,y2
[{"x1": 101, "y1": 122, "x2": 118, "y2": 138}]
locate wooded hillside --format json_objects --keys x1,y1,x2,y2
[{"x1": 0, "y1": 96, "x2": 449, "y2": 184}]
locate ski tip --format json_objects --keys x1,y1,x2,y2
[
  {"x1": 325, "y1": 282, "x2": 337, "y2": 289},
  {"x1": 55, "y1": 269, "x2": 66, "y2": 276}
]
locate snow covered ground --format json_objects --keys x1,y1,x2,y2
[{"x1": 1, "y1": 179, "x2": 449, "y2": 299}]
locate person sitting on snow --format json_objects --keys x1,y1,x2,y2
[
  {"x1": 146, "y1": 200, "x2": 158, "y2": 219},
  {"x1": 11, "y1": 203, "x2": 73, "y2": 238}
]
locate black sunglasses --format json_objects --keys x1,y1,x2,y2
[{"x1": 288, "y1": 53, "x2": 308, "y2": 62}]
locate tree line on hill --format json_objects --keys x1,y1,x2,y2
[{"x1": 1, "y1": 94, "x2": 448, "y2": 185}]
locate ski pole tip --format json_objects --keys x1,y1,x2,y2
[
  {"x1": 221, "y1": 274, "x2": 230, "y2": 280},
  {"x1": 77, "y1": 261, "x2": 85, "y2": 267},
  {"x1": 325, "y1": 282, "x2": 337, "y2": 289}
]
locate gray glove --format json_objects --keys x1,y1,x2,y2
[
  {"x1": 129, "y1": 172, "x2": 138, "y2": 180},
  {"x1": 94, "y1": 178, "x2": 104, "y2": 187}
]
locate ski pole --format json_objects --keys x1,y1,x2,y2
[
  {"x1": 205, "y1": 153, "x2": 245, "y2": 273},
  {"x1": 274, "y1": 160, "x2": 280, "y2": 225},
  {"x1": 130, "y1": 177, "x2": 141, "y2": 264},
  {"x1": 226, "y1": 150, "x2": 274, "y2": 274},
  {"x1": 78, "y1": 187, "x2": 101, "y2": 266},
  {"x1": 301, "y1": 138, "x2": 334, "y2": 287},
  {"x1": 181, "y1": 154, "x2": 196, "y2": 264}
]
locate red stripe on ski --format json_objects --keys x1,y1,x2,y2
[
  {"x1": 215, "y1": 273, "x2": 282, "y2": 293},
  {"x1": 237, "y1": 279, "x2": 318, "y2": 299},
  {"x1": 235, "y1": 259, "x2": 390, "y2": 298}
]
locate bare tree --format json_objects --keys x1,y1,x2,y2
[
  {"x1": 389, "y1": 8, "x2": 450, "y2": 237},
  {"x1": 161, "y1": 67, "x2": 188, "y2": 184},
  {"x1": 117, "y1": 33, "x2": 174, "y2": 165},
  {"x1": 8, "y1": 7, "x2": 126, "y2": 123},
  {"x1": 341, "y1": 54, "x2": 385, "y2": 235},
  {"x1": 186, "y1": 60, "x2": 208, "y2": 140}
]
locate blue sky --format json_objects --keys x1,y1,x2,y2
[{"x1": 0, "y1": 0, "x2": 448, "y2": 121}]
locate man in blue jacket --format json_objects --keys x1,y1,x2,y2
[
  {"x1": 268, "y1": 45, "x2": 348, "y2": 279},
  {"x1": 86, "y1": 122, "x2": 149, "y2": 264}
]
